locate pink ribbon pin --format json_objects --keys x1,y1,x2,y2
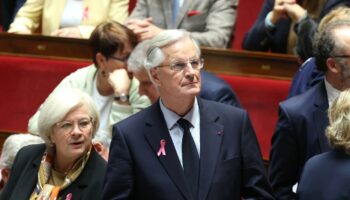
[
  {"x1": 157, "y1": 139, "x2": 166, "y2": 157},
  {"x1": 65, "y1": 193, "x2": 72, "y2": 200},
  {"x1": 83, "y1": 7, "x2": 89, "y2": 21}
]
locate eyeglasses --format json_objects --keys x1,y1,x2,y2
[
  {"x1": 55, "y1": 117, "x2": 93, "y2": 133},
  {"x1": 160, "y1": 58, "x2": 204, "y2": 72},
  {"x1": 109, "y1": 55, "x2": 129, "y2": 64},
  {"x1": 332, "y1": 55, "x2": 350, "y2": 59}
]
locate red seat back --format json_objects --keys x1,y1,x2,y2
[
  {"x1": 0, "y1": 55, "x2": 90, "y2": 132},
  {"x1": 218, "y1": 74, "x2": 291, "y2": 158}
]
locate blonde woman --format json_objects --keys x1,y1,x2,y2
[{"x1": 297, "y1": 88, "x2": 350, "y2": 199}]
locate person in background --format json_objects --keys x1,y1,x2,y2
[
  {"x1": 8, "y1": 0, "x2": 129, "y2": 38},
  {"x1": 295, "y1": 0, "x2": 349, "y2": 61},
  {"x1": 103, "y1": 29, "x2": 274, "y2": 200},
  {"x1": 28, "y1": 21, "x2": 150, "y2": 136},
  {"x1": 269, "y1": 20, "x2": 350, "y2": 199},
  {"x1": 0, "y1": 0, "x2": 26, "y2": 31},
  {"x1": 297, "y1": 88, "x2": 350, "y2": 199},
  {"x1": 288, "y1": 6, "x2": 350, "y2": 98},
  {"x1": 0, "y1": 133, "x2": 43, "y2": 192},
  {"x1": 243, "y1": 0, "x2": 327, "y2": 58},
  {"x1": 126, "y1": 0, "x2": 238, "y2": 48},
  {"x1": 92, "y1": 130, "x2": 111, "y2": 161},
  {"x1": 128, "y1": 40, "x2": 242, "y2": 107},
  {"x1": 0, "y1": 88, "x2": 106, "y2": 199}
]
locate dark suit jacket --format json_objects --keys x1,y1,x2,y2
[
  {"x1": 297, "y1": 149, "x2": 350, "y2": 200},
  {"x1": 242, "y1": 0, "x2": 291, "y2": 53},
  {"x1": 0, "y1": 144, "x2": 107, "y2": 200},
  {"x1": 287, "y1": 57, "x2": 324, "y2": 98},
  {"x1": 103, "y1": 98, "x2": 274, "y2": 200},
  {"x1": 200, "y1": 70, "x2": 241, "y2": 107},
  {"x1": 269, "y1": 81, "x2": 331, "y2": 200}
]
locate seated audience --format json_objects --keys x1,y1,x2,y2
[
  {"x1": 126, "y1": 0, "x2": 238, "y2": 48},
  {"x1": 243, "y1": 0, "x2": 327, "y2": 58},
  {"x1": 269, "y1": 20, "x2": 350, "y2": 199},
  {"x1": 1, "y1": 0, "x2": 26, "y2": 31},
  {"x1": 297, "y1": 88, "x2": 350, "y2": 199},
  {"x1": 102, "y1": 29, "x2": 274, "y2": 200},
  {"x1": 8, "y1": 0, "x2": 129, "y2": 38},
  {"x1": 0, "y1": 88, "x2": 106, "y2": 199},
  {"x1": 28, "y1": 21, "x2": 150, "y2": 136},
  {"x1": 295, "y1": 0, "x2": 349, "y2": 60},
  {"x1": 128, "y1": 40, "x2": 242, "y2": 107},
  {"x1": 288, "y1": 7, "x2": 350, "y2": 98},
  {"x1": 92, "y1": 130, "x2": 111, "y2": 161},
  {"x1": 0, "y1": 133, "x2": 43, "y2": 191}
]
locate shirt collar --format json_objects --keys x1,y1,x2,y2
[
  {"x1": 159, "y1": 98, "x2": 199, "y2": 130},
  {"x1": 324, "y1": 77, "x2": 341, "y2": 106}
]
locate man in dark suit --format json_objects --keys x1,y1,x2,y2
[
  {"x1": 127, "y1": 40, "x2": 241, "y2": 107},
  {"x1": 269, "y1": 20, "x2": 350, "y2": 199},
  {"x1": 103, "y1": 30, "x2": 274, "y2": 200}
]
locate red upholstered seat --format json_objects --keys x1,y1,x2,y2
[
  {"x1": 0, "y1": 55, "x2": 90, "y2": 132},
  {"x1": 217, "y1": 74, "x2": 291, "y2": 159}
]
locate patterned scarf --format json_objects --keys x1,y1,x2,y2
[{"x1": 29, "y1": 145, "x2": 92, "y2": 200}]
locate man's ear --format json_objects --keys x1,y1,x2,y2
[
  {"x1": 327, "y1": 57, "x2": 340, "y2": 74},
  {"x1": 150, "y1": 68, "x2": 160, "y2": 86},
  {"x1": 96, "y1": 53, "x2": 106, "y2": 69},
  {"x1": 1, "y1": 168, "x2": 10, "y2": 184}
]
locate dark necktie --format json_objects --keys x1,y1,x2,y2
[{"x1": 177, "y1": 118, "x2": 199, "y2": 200}]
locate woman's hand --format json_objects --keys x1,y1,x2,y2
[
  {"x1": 270, "y1": 0, "x2": 296, "y2": 24},
  {"x1": 107, "y1": 68, "x2": 131, "y2": 97},
  {"x1": 51, "y1": 27, "x2": 82, "y2": 38}
]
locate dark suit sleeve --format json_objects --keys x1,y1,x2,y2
[
  {"x1": 242, "y1": 0, "x2": 274, "y2": 52},
  {"x1": 241, "y1": 112, "x2": 275, "y2": 199},
  {"x1": 103, "y1": 125, "x2": 134, "y2": 200},
  {"x1": 269, "y1": 104, "x2": 299, "y2": 200},
  {"x1": 295, "y1": 15, "x2": 318, "y2": 62},
  {"x1": 0, "y1": 145, "x2": 27, "y2": 199}
]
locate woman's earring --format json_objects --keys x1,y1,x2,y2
[{"x1": 102, "y1": 70, "x2": 106, "y2": 77}]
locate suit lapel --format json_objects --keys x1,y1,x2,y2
[
  {"x1": 197, "y1": 99, "x2": 223, "y2": 200},
  {"x1": 312, "y1": 82, "x2": 331, "y2": 152},
  {"x1": 175, "y1": 0, "x2": 194, "y2": 28},
  {"x1": 144, "y1": 103, "x2": 192, "y2": 200},
  {"x1": 12, "y1": 149, "x2": 42, "y2": 199}
]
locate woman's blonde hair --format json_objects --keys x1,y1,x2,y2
[
  {"x1": 326, "y1": 88, "x2": 350, "y2": 155},
  {"x1": 318, "y1": 7, "x2": 350, "y2": 32}
]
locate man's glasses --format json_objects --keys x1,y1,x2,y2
[
  {"x1": 55, "y1": 117, "x2": 93, "y2": 133},
  {"x1": 109, "y1": 55, "x2": 129, "y2": 64},
  {"x1": 332, "y1": 55, "x2": 350, "y2": 59},
  {"x1": 160, "y1": 58, "x2": 204, "y2": 72}
]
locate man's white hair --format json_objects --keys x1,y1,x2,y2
[{"x1": 143, "y1": 29, "x2": 201, "y2": 70}]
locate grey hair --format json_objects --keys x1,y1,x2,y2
[
  {"x1": 92, "y1": 130, "x2": 111, "y2": 149},
  {"x1": 38, "y1": 88, "x2": 100, "y2": 147},
  {"x1": 127, "y1": 40, "x2": 150, "y2": 72},
  {"x1": 314, "y1": 20, "x2": 350, "y2": 72},
  {"x1": 0, "y1": 134, "x2": 44, "y2": 169},
  {"x1": 143, "y1": 30, "x2": 201, "y2": 70}
]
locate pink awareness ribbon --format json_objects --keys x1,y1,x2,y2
[
  {"x1": 157, "y1": 139, "x2": 166, "y2": 157},
  {"x1": 83, "y1": 7, "x2": 89, "y2": 21}
]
